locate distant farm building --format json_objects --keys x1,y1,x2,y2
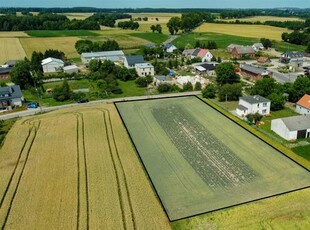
[
  {"x1": 41, "y1": 57, "x2": 64, "y2": 73},
  {"x1": 124, "y1": 55, "x2": 145, "y2": 69},
  {"x1": 81, "y1": 50, "x2": 125, "y2": 65},
  {"x1": 226, "y1": 44, "x2": 242, "y2": 53},
  {"x1": 164, "y1": 43, "x2": 177, "y2": 53},
  {"x1": 240, "y1": 64, "x2": 271, "y2": 82},
  {"x1": 296, "y1": 94, "x2": 310, "y2": 115},
  {"x1": 252, "y1": 43, "x2": 265, "y2": 51},
  {"x1": 63, "y1": 65, "x2": 79, "y2": 74},
  {"x1": 236, "y1": 95, "x2": 271, "y2": 117},
  {"x1": 135, "y1": 63, "x2": 154, "y2": 77},
  {"x1": 271, "y1": 115, "x2": 310, "y2": 140},
  {"x1": 231, "y1": 46, "x2": 255, "y2": 59},
  {"x1": 257, "y1": 57, "x2": 271, "y2": 63},
  {"x1": 0, "y1": 85, "x2": 24, "y2": 110}
]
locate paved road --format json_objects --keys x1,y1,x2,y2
[
  {"x1": 163, "y1": 35, "x2": 179, "y2": 45},
  {"x1": 269, "y1": 70, "x2": 300, "y2": 84},
  {"x1": 0, "y1": 91, "x2": 201, "y2": 120}
]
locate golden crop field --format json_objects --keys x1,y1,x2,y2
[
  {"x1": 20, "y1": 37, "x2": 80, "y2": 59},
  {"x1": 222, "y1": 16, "x2": 305, "y2": 22},
  {"x1": 0, "y1": 38, "x2": 26, "y2": 64},
  {"x1": 0, "y1": 104, "x2": 170, "y2": 230},
  {"x1": 195, "y1": 23, "x2": 292, "y2": 41},
  {"x1": 58, "y1": 13, "x2": 94, "y2": 20},
  {"x1": 0, "y1": 32, "x2": 29, "y2": 38}
]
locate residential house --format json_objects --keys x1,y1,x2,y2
[
  {"x1": 0, "y1": 67, "x2": 12, "y2": 80},
  {"x1": 194, "y1": 63, "x2": 216, "y2": 76},
  {"x1": 231, "y1": 46, "x2": 255, "y2": 59},
  {"x1": 271, "y1": 115, "x2": 310, "y2": 140},
  {"x1": 226, "y1": 44, "x2": 242, "y2": 53},
  {"x1": 124, "y1": 55, "x2": 145, "y2": 69},
  {"x1": 182, "y1": 49, "x2": 196, "y2": 57},
  {"x1": 63, "y1": 65, "x2": 79, "y2": 74},
  {"x1": 164, "y1": 43, "x2": 177, "y2": 53},
  {"x1": 135, "y1": 63, "x2": 154, "y2": 77},
  {"x1": 252, "y1": 43, "x2": 265, "y2": 51},
  {"x1": 81, "y1": 50, "x2": 125, "y2": 65},
  {"x1": 41, "y1": 57, "x2": 64, "y2": 73},
  {"x1": 236, "y1": 95, "x2": 271, "y2": 117},
  {"x1": 280, "y1": 51, "x2": 304, "y2": 69},
  {"x1": 240, "y1": 64, "x2": 271, "y2": 82},
  {"x1": 295, "y1": 94, "x2": 310, "y2": 115},
  {"x1": 0, "y1": 85, "x2": 24, "y2": 110},
  {"x1": 257, "y1": 57, "x2": 271, "y2": 63},
  {"x1": 183, "y1": 48, "x2": 213, "y2": 62},
  {"x1": 153, "y1": 75, "x2": 173, "y2": 86}
]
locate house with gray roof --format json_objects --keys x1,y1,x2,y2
[
  {"x1": 240, "y1": 64, "x2": 271, "y2": 82},
  {"x1": 81, "y1": 50, "x2": 125, "y2": 65},
  {"x1": 236, "y1": 95, "x2": 271, "y2": 117},
  {"x1": 0, "y1": 67, "x2": 12, "y2": 80},
  {"x1": 153, "y1": 75, "x2": 173, "y2": 86},
  {"x1": 0, "y1": 85, "x2": 24, "y2": 110},
  {"x1": 280, "y1": 51, "x2": 304, "y2": 69},
  {"x1": 164, "y1": 43, "x2": 177, "y2": 53},
  {"x1": 124, "y1": 55, "x2": 145, "y2": 69},
  {"x1": 227, "y1": 44, "x2": 242, "y2": 53},
  {"x1": 232, "y1": 46, "x2": 255, "y2": 59},
  {"x1": 271, "y1": 115, "x2": 310, "y2": 140},
  {"x1": 252, "y1": 43, "x2": 265, "y2": 51}
]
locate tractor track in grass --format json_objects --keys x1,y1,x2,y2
[
  {"x1": 74, "y1": 113, "x2": 81, "y2": 230},
  {"x1": 1, "y1": 120, "x2": 41, "y2": 230}
]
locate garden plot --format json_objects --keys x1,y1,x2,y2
[{"x1": 116, "y1": 96, "x2": 310, "y2": 221}]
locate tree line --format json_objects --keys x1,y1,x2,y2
[
  {"x1": 0, "y1": 13, "x2": 100, "y2": 31},
  {"x1": 86, "y1": 13, "x2": 131, "y2": 27},
  {"x1": 75, "y1": 40, "x2": 120, "y2": 54}
]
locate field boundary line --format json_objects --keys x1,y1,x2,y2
[
  {"x1": 101, "y1": 108, "x2": 137, "y2": 230},
  {"x1": 114, "y1": 96, "x2": 310, "y2": 222},
  {"x1": 1, "y1": 120, "x2": 41, "y2": 229},
  {"x1": 102, "y1": 111, "x2": 128, "y2": 230},
  {"x1": 74, "y1": 113, "x2": 81, "y2": 230}
]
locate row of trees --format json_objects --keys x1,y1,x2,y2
[
  {"x1": 167, "y1": 12, "x2": 215, "y2": 34},
  {"x1": 195, "y1": 40, "x2": 217, "y2": 49},
  {"x1": 0, "y1": 13, "x2": 100, "y2": 31},
  {"x1": 117, "y1": 20, "x2": 139, "y2": 30},
  {"x1": 150, "y1": 24, "x2": 162, "y2": 33},
  {"x1": 281, "y1": 30, "x2": 310, "y2": 46},
  {"x1": 75, "y1": 40, "x2": 120, "y2": 54},
  {"x1": 86, "y1": 13, "x2": 131, "y2": 27}
]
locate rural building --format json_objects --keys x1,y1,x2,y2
[
  {"x1": 271, "y1": 115, "x2": 310, "y2": 140},
  {"x1": 0, "y1": 67, "x2": 12, "y2": 80},
  {"x1": 226, "y1": 44, "x2": 242, "y2": 53},
  {"x1": 5, "y1": 60, "x2": 18, "y2": 67},
  {"x1": 63, "y1": 65, "x2": 79, "y2": 74},
  {"x1": 280, "y1": 51, "x2": 304, "y2": 69},
  {"x1": 183, "y1": 48, "x2": 213, "y2": 62},
  {"x1": 135, "y1": 63, "x2": 154, "y2": 77},
  {"x1": 41, "y1": 57, "x2": 64, "y2": 73},
  {"x1": 124, "y1": 55, "x2": 145, "y2": 69},
  {"x1": 0, "y1": 85, "x2": 24, "y2": 110},
  {"x1": 153, "y1": 75, "x2": 173, "y2": 86},
  {"x1": 240, "y1": 64, "x2": 271, "y2": 82},
  {"x1": 257, "y1": 57, "x2": 271, "y2": 63},
  {"x1": 176, "y1": 75, "x2": 205, "y2": 86},
  {"x1": 231, "y1": 46, "x2": 255, "y2": 59},
  {"x1": 252, "y1": 43, "x2": 265, "y2": 51},
  {"x1": 295, "y1": 94, "x2": 310, "y2": 115},
  {"x1": 236, "y1": 95, "x2": 271, "y2": 117},
  {"x1": 194, "y1": 63, "x2": 216, "y2": 76},
  {"x1": 164, "y1": 43, "x2": 177, "y2": 53},
  {"x1": 81, "y1": 50, "x2": 125, "y2": 65},
  {"x1": 145, "y1": 42, "x2": 156, "y2": 48}
]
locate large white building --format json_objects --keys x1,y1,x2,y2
[
  {"x1": 236, "y1": 95, "x2": 271, "y2": 117},
  {"x1": 296, "y1": 94, "x2": 310, "y2": 115},
  {"x1": 135, "y1": 63, "x2": 154, "y2": 77},
  {"x1": 41, "y1": 57, "x2": 64, "y2": 73},
  {"x1": 81, "y1": 50, "x2": 125, "y2": 65},
  {"x1": 271, "y1": 115, "x2": 310, "y2": 140}
]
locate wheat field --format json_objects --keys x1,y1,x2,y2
[{"x1": 0, "y1": 38, "x2": 26, "y2": 64}]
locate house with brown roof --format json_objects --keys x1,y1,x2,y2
[
  {"x1": 257, "y1": 57, "x2": 271, "y2": 63},
  {"x1": 240, "y1": 64, "x2": 271, "y2": 82},
  {"x1": 226, "y1": 44, "x2": 242, "y2": 53},
  {"x1": 296, "y1": 94, "x2": 310, "y2": 115},
  {"x1": 232, "y1": 46, "x2": 255, "y2": 59}
]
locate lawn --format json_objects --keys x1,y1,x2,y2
[
  {"x1": 292, "y1": 144, "x2": 310, "y2": 161},
  {"x1": 116, "y1": 96, "x2": 310, "y2": 221},
  {"x1": 129, "y1": 32, "x2": 168, "y2": 44},
  {"x1": 116, "y1": 80, "x2": 148, "y2": 97},
  {"x1": 0, "y1": 38, "x2": 26, "y2": 64},
  {"x1": 26, "y1": 30, "x2": 100, "y2": 37},
  {"x1": 195, "y1": 23, "x2": 291, "y2": 41},
  {"x1": 43, "y1": 79, "x2": 90, "y2": 90}
]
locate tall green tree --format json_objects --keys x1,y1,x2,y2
[
  {"x1": 53, "y1": 80, "x2": 72, "y2": 101},
  {"x1": 167, "y1": 17, "x2": 181, "y2": 35},
  {"x1": 251, "y1": 77, "x2": 276, "y2": 97},
  {"x1": 10, "y1": 59, "x2": 34, "y2": 89},
  {"x1": 202, "y1": 84, "x2": 217, "y2": 98},
  {"x1": 268, "y1": 93, "x2": 285, "y2": 111},
  {"x1": 215, "y1": 62, "x2": 239, "y2": 85},
  {"x1": 218, "y1": 83, "x2": 242, "y2": 101}
]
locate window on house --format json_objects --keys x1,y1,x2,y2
[
  {"x1": 263, "y1": 103, "x2": 267, "y2": 107},
  {"x1": 257, "y1": 104, "x2": 260, "y2": 107},
  {"x1": 262, "y1": 109, "x2": 267, "y2": 114}
]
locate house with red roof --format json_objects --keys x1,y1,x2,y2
[
  {"x1": 296, "y1": 94, "x2": 310, "y2": 115},
  {"x1": 182, "y1": 48, "x2": 213, "y2": 62}
]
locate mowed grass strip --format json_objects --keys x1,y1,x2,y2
[
  {"x1": 195, "y1": 23, "x2": 291, "y2": 41},
  {"x1": 0, "y1": 38, "x2": 26, "y2": 64},
  {"x1": 3, "y1": 115, "x2": 78, "y2": 229},
  {"x1": 26, "y1": 30, "x2": 100, "y2": 37},
  {"x1": 20, "y1": 37, "x2": 80, "y2": 59}
]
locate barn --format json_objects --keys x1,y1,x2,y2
[{"x1": 271, "y1": 115, "x2": 310, "y2": 140}]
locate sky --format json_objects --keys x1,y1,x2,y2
[{"x1": 1, "y1": 0, "x2": 310, "y2": 9}]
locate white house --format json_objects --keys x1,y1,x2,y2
[
  {"x1": 81, "y1": 50, "x2": 125, "y2": 65},
  {"x1": 135, "y1": 63, "x2": 154, "y2": 77},
  {"x1": 295, "y1": 94, "x2": 310, "y2": 115},
  {"x1": 153, "y1": 75, "x2": 173, "y2": 86},
  {"x1": 236, "y1": 95, "x2": 271, "y2": 117},
  {"x1": 41, "y1": 57, "x2": 64, "y2": 73},
  {"x1": 271, "y1": 115, "x2": 310, "y2": 140},
  {"x1": 124, "y1": 55, "x2": 144, "y2": 69},
  {"x1": 252, "y1": 43, "x2": 265, "y2": 51},
  {"x1": 63, "y1": 65, "x2": 79, "y2": 74},
  {"x1": 164, "y1": 43, "x2": 177, "y2": 53}
]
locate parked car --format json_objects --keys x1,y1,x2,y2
[
  {"x1": 77, "y1": 98, "x2": 89, "y2": 103},
  {"x1": 27, "y1": 102, "x2": 39, "y2": 109}
]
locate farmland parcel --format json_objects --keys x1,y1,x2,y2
[{"x1": 116, "y1": 96, "x2": 310, "y2": 221}]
